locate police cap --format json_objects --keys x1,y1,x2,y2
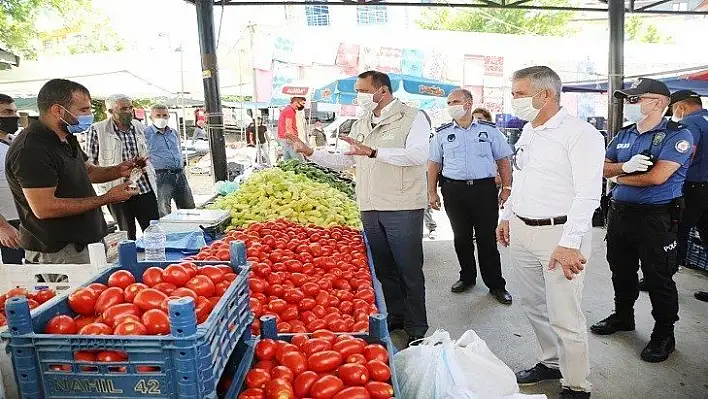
[{"x1": 614, "y1": 78, "x2": 670, "y2": 99}]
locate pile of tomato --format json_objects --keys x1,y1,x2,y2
[
  {"x1": 42, "y1": 262, "x2": 238, "y2": 338},
  {"x1": 240, "y1": 330, "x2": 395, "y2": 399},
  {"x1": 186, "y1": 220, "x2": 379, "y2": 336},
  {"x1": 0, "y1": 287, "x2": 56, "y2": 327}
]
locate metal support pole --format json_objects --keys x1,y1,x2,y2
[
  {"x1": 607, "y1": 0, "x2": 625, "y2": 142},
  {"x1": 195, "y1": 0, "x2": 227, "y2": 182}
]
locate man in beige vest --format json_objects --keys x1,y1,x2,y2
[{"x1": 289, "y1": 71, "x2": 430, "y2": 345}]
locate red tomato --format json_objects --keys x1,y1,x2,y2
[
  {"x1": 352, "y1": 320, "x2": 369, "y2": 332},
  {"x1": 185, "y1": 276, "x2": 216, "y2": 298},
  {"x1": 366, "y1": 360, "x2": 391, "y2": 382},
  {"x1": 159, "y1": 296, "x2": 180, "y2": 313},
  {"x1": 301, "y1": 282, "x2": 320, "y2": 297},
  {"x1": 141, "y1": 309, "x2": 170, "y2": 335},
  {"x1": 113, "y1": 320, "x2": 148, "y2": 335},
  {"x1": 312, "y1": 329, "x2": 337, "y2": 345},
  {"x1": 333, "y1": 340, "x2": 365, "y2": 358},
  {"x1": 245, "y1": 368, "x2": 271, "y2": 389},
  {"x1": 26, "y1": 299, "x2": 40, "y2": 310},
  {"x1": 293, "y1": 370, "x2": 319, "y2": 397},
  {"x1": 333, "y1": 386, "x2": 370, "y2": 399},
  {"x1": 255, "y1": 339, "x2": 277, "y2": 361},
  {"x1": 268, "y1": 299, "x2": 287, "y2": 313},
  {"x1": 307, "y1": 351, "x2": 343, "y2": 373},
  {"x1": 107, "y1": 270, "x2": 136, "y2": 290},
  {"x1": 133, "y1": 288, "x2": 168, "y2": 312},
  {"x1": 253, "y1": 360, "x2": 275, "y2": 372},
  {"x1": 198, "y1": 266, "x2": 225, "y2": 284},
  {"x1": 78, "y1": 322, "x2": 112, "y2": 335},
  {"x1": 96, "y1": 351, "x2": 128, "y2": 362},
  {"x1": 74, "y1": 351, "x2": 97, "y2": 362},
  {"x1": 363, "y1": 344, "x2": 388, "y2": 364},
  {"x1": 238, "y1": 388, "x2": 265, "y2": 399},
  {"x1": 113, "y1": 313, "x2": 142, "y2": 326},
  {"x1": 86, "y1": 283, "x2": 108, "y2": 295},
  {"x1": 74, "y1": 315, "x2": 95, "y2": 330},
  {"x1": 283, "y1": 289, "x2": 305, "y2": 304},
  {"x1": 339, "y1": 301, "x2": 353, "y2": 315},
  {"x1": 267, "y1": 284, "x2": 284, "y2": 297},
  {"x1": 337, "y1": 363, "x2": 370, "y2": 386},
  {"x1": 94, "y1": 287, "x2": 125, "y2": 314},
  {"x1": 214, "y1": 280, "x2": 230, "y2": 297},
  {"x1": 274, "y1": 343, "x2": 299, "y2": 364},
  {"x1": 224, "y1": 273, "x2": 237, "y2": 282},
  {"x1": 280, "y1": 305, "x2": 299, "y2": 322},
  {"x1": 102, "y1": 303, "x2": 141, "y2": 327},
  {"x1": 172, "y1": 287, "x2": 198, "y2": 300},
  {"x1": 162, "y1": 265, "x2": 190, "y2": 286},
  {"x1": 280, "y1": 351, "x2": 307, "y2": 376},
  {"x1": 68, "y1": 288, "x2": 98, "y2": 316},
  {"x1": 6, "y1": 288, "x2": 28, "y2": 298},
  {"x1": 365, "y1": 381, "x2": 394, "y2": 399},
  {"x1": 291, "y1": 334, "x2": 308, "y2": 349},
  {"x1": 312, "y1": 305, "x2": 327, "y2": 318},
  {"x1": 271, "y1": 365, "x2": 294, "y2": 382},
  {"x1": 347, "y1": 354, "x2": 368, "y2": 366},
  {"x1": 124, "y1": 283, "x2": 148, "y2": 303},
  {"x1": 180, "y1": 262, "x2": 199, "y2": 279},
  {"x1": 152, "y1": 282, "x2": 178, "y2": 295},
  {"x1": 215, "y1": 264, "x2": 232, "y2": 274},
  {"x1": 264, "y1": 378, "x2": 294, "y2": 399},
  {"x1": 208, "y1": 296, "x2": 221, "y2": 308},
  {"x1": 142, "y1": 267, "x2": 164, "y2": 287},
  {"x1": 301, "y1": 338, "x2": 332, "y2": 357},
  {"x1": 44, "y1": 315, "x2": 77, "y2": 334},
  {"x1": 249, "y1": 278, "x2": 267, "y2": 294},
  {"x1": 310, "y1": 375, "x2": 344, "y2": 399},
  {"x1": 306, "y1": 319, "x2": 327, "y2": 332},
  {"x1": 195, "y1": 296, "x2": 213, "y2": 324},
  {"x1": 33, "y1": 289, "x2": 56, "y2": 304}
]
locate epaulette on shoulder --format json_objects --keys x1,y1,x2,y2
[
  {"x1": 477, "y1": 120, "x2": 496, "y2": 127},
  {"x1": 435, "y1": 122, "x2": 453, "y2": 133},
  {"x1": 666, "y1": 119, "x2": 686, "y2": 131}
]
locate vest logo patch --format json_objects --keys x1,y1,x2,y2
[
  {"x1": 675, "y1": 140, "x2": 690, "y2": 153},
  {"x1": 616, "y1": 143, "x2": 631, "y2": 149}
]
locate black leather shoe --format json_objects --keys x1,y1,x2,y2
[
  {"x1": 695, "y1": 291, "x2": 708, "y2": 302},
  {"x1": 490, "y1": 289, "x2": 513, "y2": 305},
  {"x1": 451, "y1": 280, "x2": 475, "y2": 293},
  {"x1": 407, "y1": 335, "x2": 425, "y2": 347},
  {"x1": 387, "y1": 320, "x2": 404, "y2": 332},
  {"x1": 515, "y1": 363, "x2": 562, "y2": 385},
  {"x1": 559, "y1": 388, "x2": 591, "y2": 398},
  {"x1": 638, "y1": 278, "x2": 648, "y2": 292},
  {"x1": 590, "y1": 314, "x2": 635, "y2": 335},
  {"x1": 641, "y1": 333, "x2": 675, "y2": 363}
]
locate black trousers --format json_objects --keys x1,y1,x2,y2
[
  {"x1": 361, "y1": 210, "x2": 428, "y2": 337},
  {"x1": 441, "y1": 178, "x2": 506, "y2": 290},
  {"x1": 606, "y1": 202, "x2": 681, "y2": 330},
  {"x1": 677, "y1": 182, "x2": 708, "y2": 266},
  {"x1": 0, "y1": 219, "x2": 24, "y2": 263},
  {"x1": 108, "y1": 191, "x2": 160, "y2": 241}
]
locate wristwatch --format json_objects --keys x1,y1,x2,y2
[{"x1": 368, "y1": 148, "x2": 378, "y2": 159}]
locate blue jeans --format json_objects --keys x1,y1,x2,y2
[
  {"x1": 278, "y1": 139, "x2": 303, "y2": 161},
  {"x1": 156, "y1": 170, "x2": 196, "y2": 217}
]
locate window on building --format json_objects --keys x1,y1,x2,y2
[
  {"x1": 671, "y1": 1, "x2": 688, "y2": 11},
  {"x1": 357, "y1": 4, "x2": 389, "y2": 25},
  {"x1": 305, "y1": 2, "x2": 330, "y2": 26}
]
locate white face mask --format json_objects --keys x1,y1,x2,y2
[
  {"x1": 153, "y1": 118, "x2": 168, "y2": 129},
  {"x1": 624, "y1": 99, "x2": 658, "y2": 125},
  {"x1": 511, "y1": 92, "x2": 543, "y2": 122},
  {"x1": 446, "y1": 105, "x2": 467, "y2": 120},
  {"x1": 356, "y1": 92, "x2": 378, "y2": 112},
  {"x1": 671, "y1": 107, "x2": 684, "y2": 123}
]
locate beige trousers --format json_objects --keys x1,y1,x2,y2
[
  {"x1": 508, "y1": 216, "x2": 592, "y2": 392},
  {"x1": 25, "y1": 243, "x2": 91, "y2": 264}
]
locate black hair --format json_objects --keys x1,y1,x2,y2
[
  {"x1": 357, "y1": 71, "x2": 393, "y2": 94},
  {"x1": 681, "y1": 96, "x2": 703, "y2": 107},
  {"x1": 36, "y1": 79, "x2": 91, "y2": 114},
  {"x1": 0, "y1": 93, "x2": 14, "y2": 104},
  {"x1": 290, "y1": 97, "x2": 306, "y2": 104}
]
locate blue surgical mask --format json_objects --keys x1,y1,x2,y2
[
  {"x1": 623, "y1": 103, "x2": 644, "y2": 125},
  {"x1": 61, "y1": 107, "x2": 94, "y2": 134}
]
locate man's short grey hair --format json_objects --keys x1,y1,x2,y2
[
  {"x1": 512, "y1": 66, "x2": 563, "y2": 103},
  {"x1": 150, "y1": 104, "x2": 168, "y2": 112},
  {"x1": 451, "y1": 88, "x2": 474, "y2": 103},
  {"x1": 105, "y1": 94, "x2": 132, "y2": 110}
]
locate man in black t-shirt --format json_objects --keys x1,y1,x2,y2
[
  {"x1": 246, "y1": 117, "x2": 271, "y2": 164},
  {"x1": 5, "y1": 79, "x2": 139, "y2": 264}
]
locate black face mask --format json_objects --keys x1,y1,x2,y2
[
  {"x1": 296, "y1": 104, "x2": 305, "y2": 111},
  {"x1": 0, "y1": 116, "x2": 19, "y2": 136}
]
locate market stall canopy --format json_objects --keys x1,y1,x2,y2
[
  {"x1": 0, "y1": 47, "x2": 20, "y2": 70},
  {"x1": 563, "y1": 67, "x2": 708, "y2": 96},
  {"x1": 313, "y1": 73, "x2": 459, "y2": 109}
]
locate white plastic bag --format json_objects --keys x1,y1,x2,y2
[
  {"x1": 394, "y1": 330, "x2": 458, "y2": 399},
  {"x1": 453, "y1": 330, "x2": 520, "y2": 398}
]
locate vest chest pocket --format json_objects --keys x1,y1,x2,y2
[
  {"x1": 442, "y1": 139, "x2": 463, "y2": 157},
  {"x1": 100, "y1": 135, "x2": 121, "y2": 165},
  {"x1": 471, "y1": 141, "x2": 493, "y2": 160}
]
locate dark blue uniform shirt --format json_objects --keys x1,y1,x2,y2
[
  {"x1": 682, "y1": 109, "x2": 708, "y2": 182},
  {"x1": 606, "y1": 119, "x2": 693, "y2": 204}
]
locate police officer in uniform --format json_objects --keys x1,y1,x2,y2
[
  {"x1": 592, "y1": 78, "x2": 693, "y2": 363},
  {"x1": 428, "y1": 88, "x2": 513, "y2": 304}
]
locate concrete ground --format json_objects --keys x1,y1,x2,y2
[{"x1": 411, "y1": 210, "x2": 708, "y2": 399}]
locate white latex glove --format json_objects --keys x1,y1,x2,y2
[
  {"x1": 608, "y1": 175, "x2": 619, "y2": 184},
  {"x1": 622, "y1": 154, "x2": 653, "y2": 173}
]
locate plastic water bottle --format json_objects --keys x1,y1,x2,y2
[{"x1": 143, "y1": 220, "x2": 166, "y2": 261}]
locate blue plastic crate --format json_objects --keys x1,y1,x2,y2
[
  {"x1": 685, "y1": 228, "x2": 708, "y2": 271},
  {"x1": 2, "y1": 240, "x2": 254, "y2": 399},
  {"x1": 225, "y1": 314, "x2": 400, "y2": 398},
  {"x1": 361, "y1": 233, "x2": 388, "y2": 317}
]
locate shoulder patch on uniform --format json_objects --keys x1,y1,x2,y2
[
  {"x1": 435, "y1": 122, "x2": 453, "y2": 133},
  {"x1": 477, "y1": 120, "x2": 496, "y2": 127},
  {"x1": 675, "y1": 140, "x2": 691, "y2": 153}
]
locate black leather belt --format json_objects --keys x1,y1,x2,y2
[
  {"x1": 685, "y1": 181, "x2": 708, "y2": 187},
  {"x1": 517, "y1": 215, "x2": 568, "y2": 226},
  {"x1": 610, "y1": 199, "x2": 678, "y2": 214},
  {"x1": 155, "y1": 168, "x2": 183, "y2": 174},
  {"x1": 442, "y1": 177, "x2": 495, "y2": 185}
]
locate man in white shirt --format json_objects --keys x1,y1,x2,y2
[
  {"x1": 496, "y1": 66, "x2": 605, "y2": 399},
  {"x1": 0, "y1": 93, "x2": 23, "y2": 263},
  {"x1": 289, "y1": 70, "x2": 430, "y2": 346}
]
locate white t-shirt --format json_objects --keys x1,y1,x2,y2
[{"x1": 0, "y1": 140, "x2": 19, "y2": 221}]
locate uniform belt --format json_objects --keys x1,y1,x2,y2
[
  {"x1": 610, "y1": 199, "x2": 677, "y2": 214},
  {"x1": 442, "y1": 176, "x2": 495, "y2": 185},
  {"x1": 155, "y1": 168, "x2": 183, "y2": 174},
  {"x1": 516, "y1": 215, "x2": 567, "y2": 227},
  {"x1": 685, "y1": 181, "x2": 708, "y2": 187}
]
